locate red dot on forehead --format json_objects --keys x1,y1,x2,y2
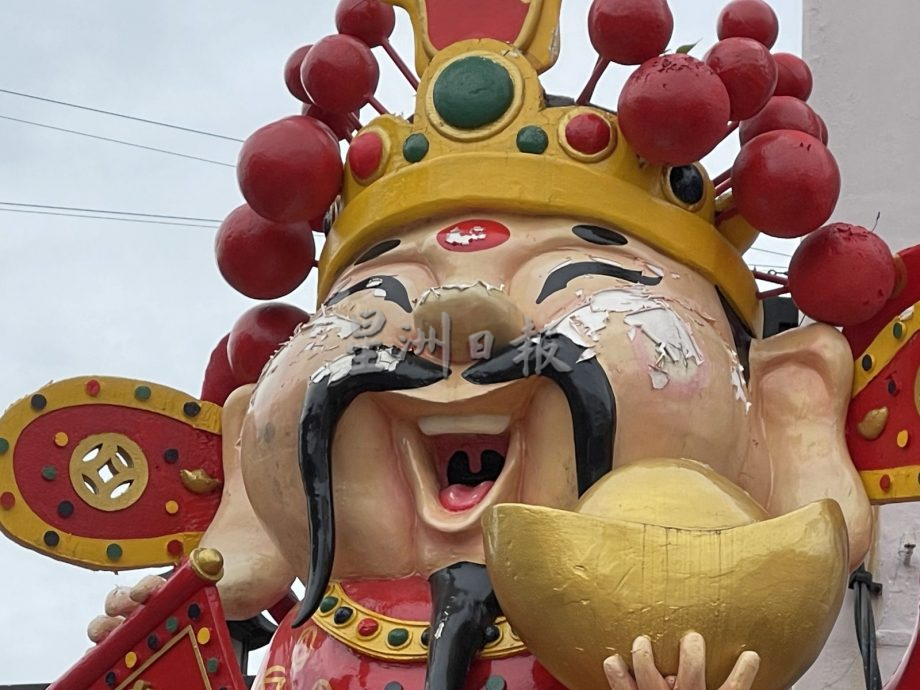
[{"x1": 436, "y1": 219, "x2": 510, "y2": 252}]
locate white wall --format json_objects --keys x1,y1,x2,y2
[{"x1": 797, "y1": 3, "x2": 920, "y2": 688}]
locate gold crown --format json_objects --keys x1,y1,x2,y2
[{"x1": 319, "y1": 0, "x2": 762, "y2": 334}]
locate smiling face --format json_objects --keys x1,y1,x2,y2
[{"x1": 239, "y1": 212, "x2": 755, "y2": 582}]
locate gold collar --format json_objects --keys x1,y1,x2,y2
[{"x1": 311, "y1": 582, "x2": 526, "y2": 662}]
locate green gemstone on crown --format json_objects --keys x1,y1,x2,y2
[{"x1": 433, "y1": 56, "x2": 514, "y2": 130}]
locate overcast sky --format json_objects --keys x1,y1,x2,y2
[{"x1": 0, "y1": 0, "x2": 802, "y2": 683}]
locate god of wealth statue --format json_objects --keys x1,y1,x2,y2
[{"x1": 3, "y1": 1, "x2": 920, "y2": 689}]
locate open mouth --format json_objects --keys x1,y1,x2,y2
[{"x1": 429, "y1": 432, "x2": 510, "y2": 511}]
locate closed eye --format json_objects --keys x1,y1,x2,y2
[
  {"x1": 536, "y1": 261, "x2": 663, "y2": 304},
  {"x1": 325, "y1": 275, "x2": 412, "y2": 313}
]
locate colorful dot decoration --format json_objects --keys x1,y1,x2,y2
[
  {"x1": 433, "y1": 56, "x2": 515, "y2": 130},
  {"x1": 403, "y1": 133, "x2": 429, "y2": 163},
  {"x1": 106, "y1": 543, "x2": 124, "y2": 561},
  {"x1": 165, "y1": 500, "x2": 180, "y2": 515},
  {"x1": 53, "y1": 431, "x2": 69, "y2": 447},
  {"x1": 134, "y1": 385, "x2": 152, "y2": 401},
  {"x1": 0, "y1": 492, "x2": 14, "y2": 510},
  {"x1": 387, "y1": 627, "x2": 411, "y2": 649},
  {"x1": 516, "y1": 126, "x2": 549, "y2": 155},
  {"x1": 85, "y1": 379, "x2": 101, "y2": 397},
  {"x1": 30, "y1": 394, "x2": 47, "y2": 411},
  {"x1": 124, "y1": 651, "x2": 138, "y2": 669},
  {"x1": 197, "y1": 627, "x2": 212, "y2": 645},
  {"x1": 898, "y1": 430, "x2": 911, "y2": 449},
  {"x1": 0, "y1": 438, "x2": 8, "y2": 455}
]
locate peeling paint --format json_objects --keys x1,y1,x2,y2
[
  {"x1": 547, "y1": 286, "x2": 704, "y2": 371},
  {"x1": 303, "y1": 314, "x2": 364, "y2": 342}
]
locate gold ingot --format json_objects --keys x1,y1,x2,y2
[
  {"x1": 484, "y1": 458, "x2": 849, "y2": 690},
  {"x1": 179, "y1": 469, "x2": 222, "y2": 495},
  {"x1": 857, "y1": 407, "x2": 889, "y2": 441}
]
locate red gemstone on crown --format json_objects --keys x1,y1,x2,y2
[
  {"x1": 565, "y1": 113, "x2": 613, "y2": 156},
  {"x1": 357, "y1": 618, "x2": 380, "y2": 637},
  {"x1": 348, "y1": 131, "x2": 385, "y2": 182}
]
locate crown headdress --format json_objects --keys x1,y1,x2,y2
[{"x1": 218, "y1": 0, "x2": 899, "y2": 343}]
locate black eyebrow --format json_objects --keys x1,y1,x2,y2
[
  {"x1": 572, "y1": 225, "x2": 628, "y2": 246},
  {"x1": 355, "y1": 239, "x2": 401, "y2": 265},
  {"x1": 536, "y1": 261, "x2": 663, "y2": 304},
  {"x1": 325, "y1": 275, "x2": 412, "y2": 313}
]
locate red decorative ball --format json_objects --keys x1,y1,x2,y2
[
  {"x1": 717, "y1": 0, "x2": 779, "y2": 49},
  {"x1": 347, "y1": 131, "x2": 385, "y2": 181},
  {"x1": 228, "y1": 303, "x2": 311, "y2": 384},
  {"x1": 200, "y1": 333, "x2": 239, "y2": 406},
  {"x1": 773, "y1": 52, "x2": 813, "y2": 101},
  {"x1": 739, "y1": 96, "x2": 823, "y2": 145},
  {"x1": 301, "y1": 101, "x2": 357, "y2": 141},
  {"x1": 565, "y1": 113, "x2": 614, "y2": 155},
  {"x1": 301, "y1": 34, "x2": 380, "y2": 114},
  {"x1": 704, "y1": 37, "x2": 777, "y2": 121},
  {"x1": 618, "y1": 54, "x2": 731, "y2": 166},
  {"x1": 789, "y1": 223, "x2": 897, "y2": 326},
  {"x1": 335, "y1": 0, "x2": 396, "y2": 48},
  {"x1": 238, "y1": 116, "x2": 343, "y2": 223},
  {"x1": 216, "y1": 204, "x2": 316, "y2": 299},
  {"x1": 587, "y1": 0, "x2": 673, "y2": 66},
  {"x1": 732, "y1": 129, "x2": 840, "y2": 238},
  {"x1": 284, "y1": 45, "x2": 312, "y2": 102}
]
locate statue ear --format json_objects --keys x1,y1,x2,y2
[
  {"x1": 200, "y1": 384, "x2": 296, "y2": 620},
  {"x1": 742, "y1": 324, "x2": 872, "y2": 571}
]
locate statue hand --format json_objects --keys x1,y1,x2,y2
[
  {"x1": 86, "y1": 575, "x2": 166, "y2": 644},
  {"x1": 604, "y1": 633, "x2": 760, "y2": 690}
]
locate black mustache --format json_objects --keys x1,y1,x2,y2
[
  {"x1": 425, "y1": 562, "x2": 501, "y2": 690},
  {"x1": 462, "y1": 332, "x2": 615, "y2": 495},
  {"x1": 292, "y1": 347, "x2": 450, "y2": 627}
]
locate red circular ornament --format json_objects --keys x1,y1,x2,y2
[
  {"x1": 436, "y1": 219, "x2": 511, "y2": 253},
  {"x1": 301, "y1": 34, "x2": 380, "y2": 114},
  {"x1": 717, "y1": 0, "x2": 779, "y2": 49},
  {"x1": 85, "y1": 379, "x2": 101, "y2": 397},
  {"x1": 357, "y1": 618, "x2": 380, "y2": 637},
  {"x1": 228, "y1": 303, "x2": 312, "y2": 384},
  {"x1": 732, "y1": 129, "x2": 840, "y2": 238},
  {"x1": 587, "y1": 0, "x2": 674, "y2": 65},
  {"x1": 284, "y1": 45, "x2": 312, "y2": 102},
  {"x1": 167, "y1": 539, "x2": 184, "y2": 557},
  {"x1": 216, "y1": 204, "x2": 316, "y2": 299},
  {"x1": 739, "y1": 96, "x2": 823, "y2": 145},
  {"x1": 788, "y1": 223, "x2": 897, "y2": 326},
  {"x1": 200, "y1": 334, "x2": 240, "y2": 406},
  {"x1": 335, "y1": 0, "x2": 396, "y2": 48},
  {"x1": 238, "y1": 116, "x2": 343, "y2": 223},
  {"x1": 880, "y1": 475, "x2": 892, "y2": 492},
  {"x1": 773, "y1": 53, "x2": 813, "y2": 101},
  {"x1": 618, "y1": 54, "x2": 731, "y2": 166},
  {"x1": 0, "y1": 492, "x2": 15, "y2": 510},
  {"x1": 704, "y1": 37, "x2": 777, "y2": 121},
  {"x1": 348, "y1": 131, "x2": 385, "y2": 181},
  {"x1": 565, "y1": 113, "x2": 613, "y2": 156}
]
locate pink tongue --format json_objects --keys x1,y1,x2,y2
[{"x1": 439, "y1": 482, "x2": 495, "y2": 512}]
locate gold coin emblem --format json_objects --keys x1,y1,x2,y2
[{"x1": 69, "y1": 434, "x2": 149, "y2": 511}]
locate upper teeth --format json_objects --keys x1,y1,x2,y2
[{"x1": 418, "y1": 415, "x2": 511, "y2": 436}]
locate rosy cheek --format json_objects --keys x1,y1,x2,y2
[{"x1": 436, "y1": 218, "x2": 510, "y2": 252}]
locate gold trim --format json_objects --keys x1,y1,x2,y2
[
  {"x1": 0, "y1": 376, "x2": 221, "y2": 570},
  {"x1": 312, "y1": 582, "x2": 526, "y2": 662},
  {"x1": 853, "y1": 304, "x2": 920, "y2": 396},
  {"x1": 557, "y1": 108, "x2": 617, "y2": 164},
  {"x1": 115, "y1": 626, "x2": 210, "y2": 690},
  {"x1": 424, "y1": 51, "x2": 525, "y2": 143},
  {"x1": 860, "y1": 465, "x2": 920, "y2": 503}
]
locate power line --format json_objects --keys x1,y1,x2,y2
[
  {"x1": 0, "y1": 114, "x2": 236, "y2": 168},
  {"x1": 748, "y1": 246, "x2": 793, "y2": 259},
  {"x1": 0, "y1": 201, "x2": 222, "y2": 224},
  {"x1": 0, "y1": 207, "x2": 219, "y2": 229},
  {"x1": 0, "y1": 87, "x2": 244, "y2": 143}
]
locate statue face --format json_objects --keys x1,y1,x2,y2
[{"x1": 240, "y1": 213, "x2": 759, "y2": 581}]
